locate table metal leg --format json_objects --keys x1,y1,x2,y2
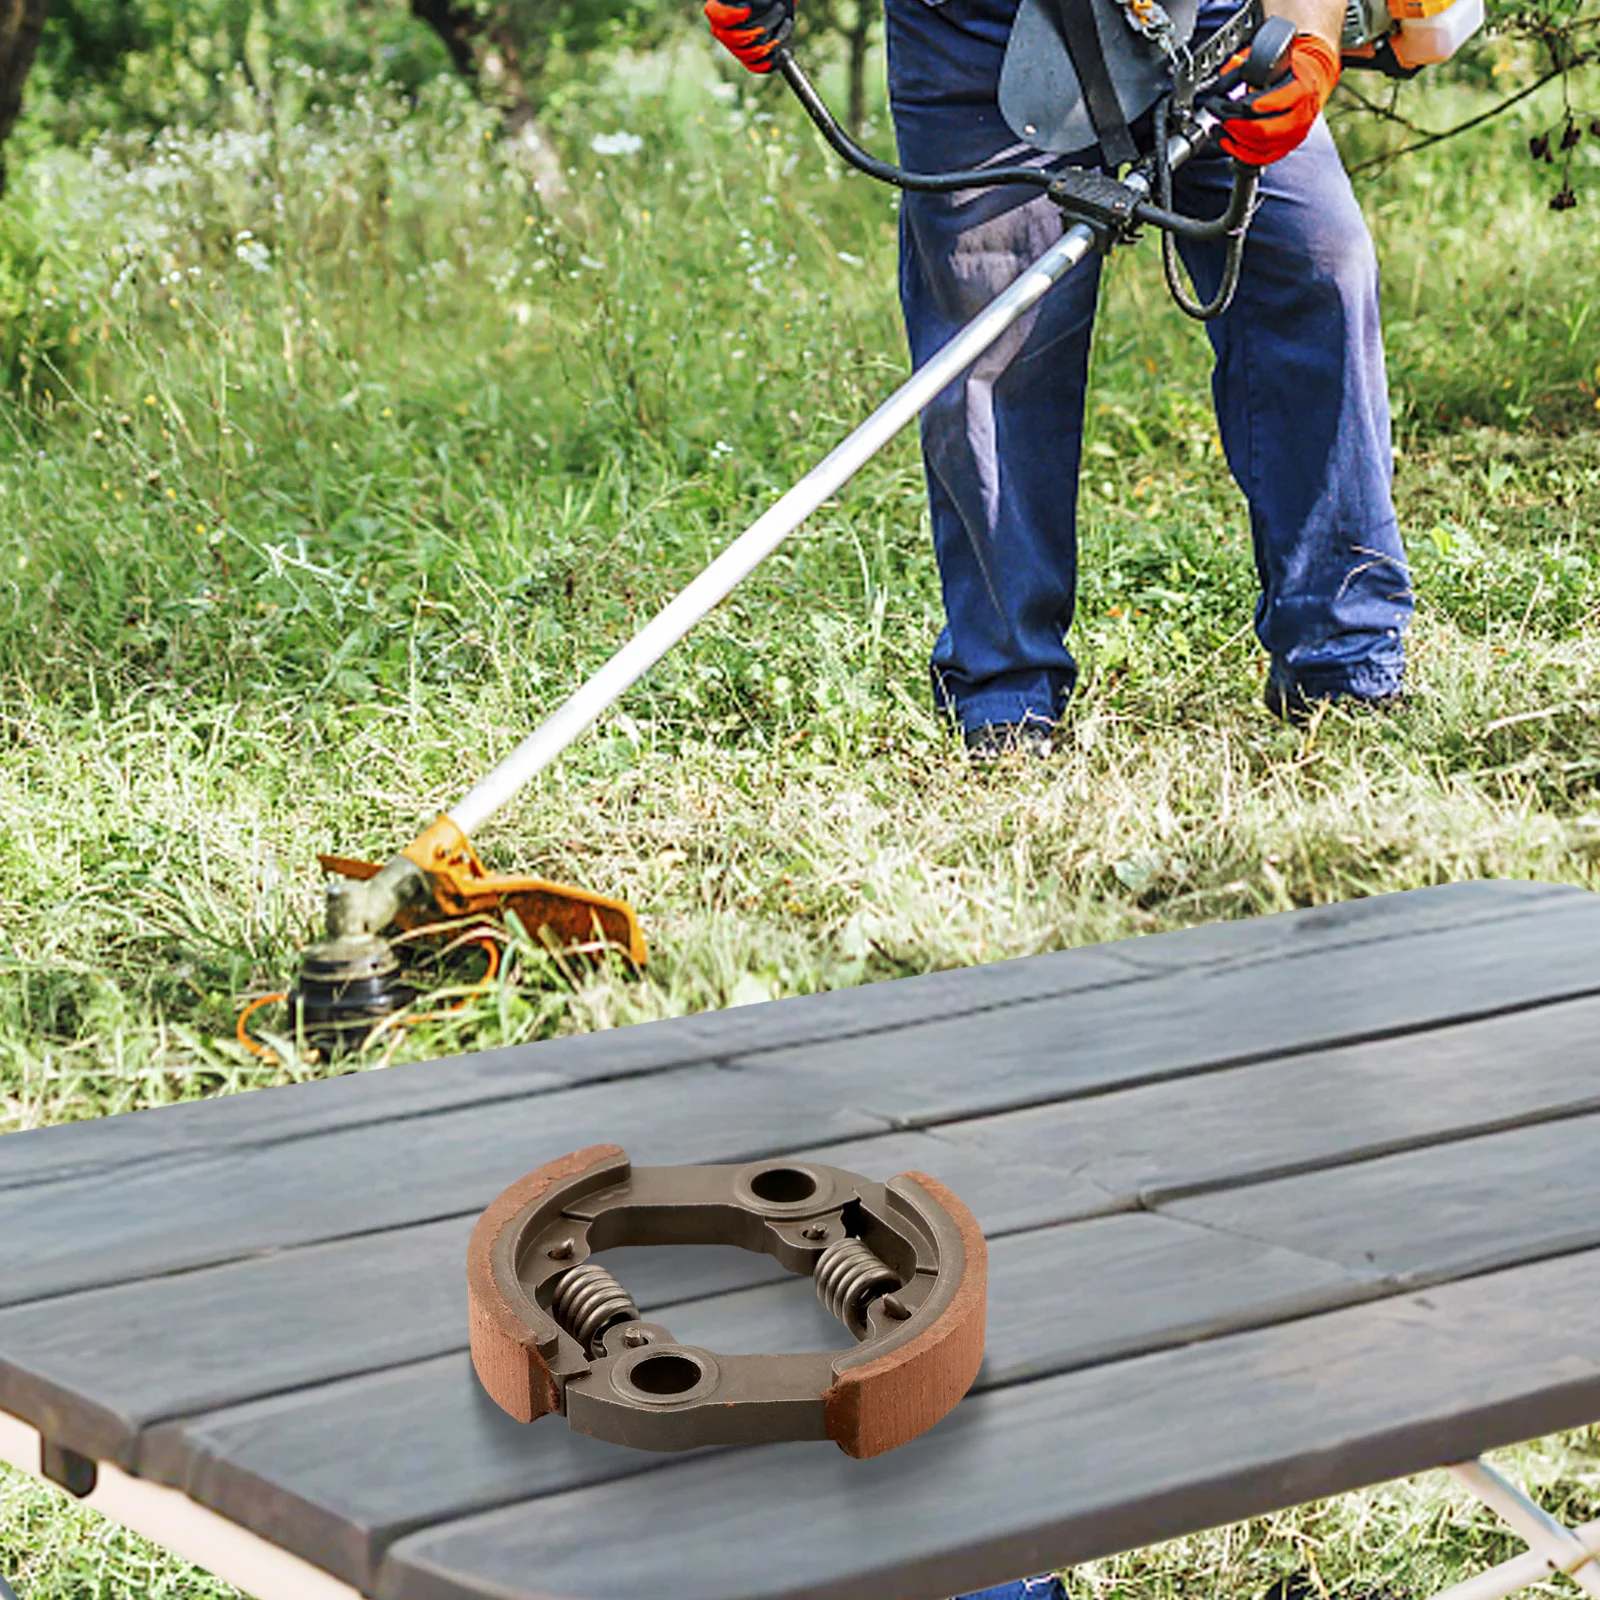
[
  {"x1": 1428, "y1": 1459, "x2": 1600, "y2": 1600},
  {"x1": 1, "y1": 1408, "x2": 360, "y2": 1600}
]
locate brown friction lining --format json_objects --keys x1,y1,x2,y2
[
  {"x1": 822, "y1": 1171, "x2": 988, "y2": 1459},
  {"x1": 465, "y1": 1145, "x2": 628, "y2": 1423}
]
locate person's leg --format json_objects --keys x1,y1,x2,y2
[
  {"x1": 952, "y1": 1579, "x2": 1068, "y2": 1600},
  {"x1": 886, "y1": 0, "x2": 1102, "y2": 735},
  {"x1": 1168, "y1": 118, "x2": 1412, "y2": 707}
]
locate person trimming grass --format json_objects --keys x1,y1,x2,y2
[{"x1": 705, "y1": 0, "x2": 1413, "y2": 754}]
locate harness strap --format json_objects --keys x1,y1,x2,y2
[{"x1": 1037, "y1": 0, "x2": 1140, "y2": 166}]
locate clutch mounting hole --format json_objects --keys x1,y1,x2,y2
[
  {"x1": 627, "y1": 1353, "x2": 705, "y2": 1396},
  {"x1": 748, "y1": 1167, "x2": 818, "y2": 1204}
]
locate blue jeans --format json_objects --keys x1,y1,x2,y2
[
  {"x1": 886, "y1": 0, "x2": 1413, "y2": 730},
  {"x1": 953, "y1": 1578, "x2": 1069, "y2": 1599}
]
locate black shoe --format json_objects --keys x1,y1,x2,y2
[
  {"x1": 963, "y1": 720, "x2": 1058, "y2": 762},
  {"x1": 1264, "y1": 680, "x2": 1406, "y2": 728}
]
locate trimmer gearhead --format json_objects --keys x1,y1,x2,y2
[
  {"x1": 289, "y1": 880, "x2": 416, "y2": 1053},
  {"x1": 281, "y1": 817, "x2": 646, "y2": 1055}
]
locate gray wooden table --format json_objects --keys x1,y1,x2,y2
[{"x1": 3, "y1": 880, "x2": 1600, "y2": 1600}]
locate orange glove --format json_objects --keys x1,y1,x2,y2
[
  {"x1": 1219, "y1": 33, "x2": 1341, "y2": 166},
  {"x1": 704, "y1": 0, "x2": 795, "y2": 73}
]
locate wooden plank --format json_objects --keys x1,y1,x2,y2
[
  {"x1": 729, "y1": 890, "x2": 1600, "y2": 1125},
  {"x1": 0, "y1": 882, "x2": 1565, "y2": 1200},
  {"x1": 0, "y1": 1124, "x2": 1094, "y2": 1473},
  {"x1": 0, "y1": 1412, "x2": 369, "y2": 1600},
  {"x1": 0, "y1": 945, "x2": 1144, "y2": 1196},
  {"x1": 0, "y1": 1069, "x2": 889, "y2": 1309},
  {"x1": 10, "y1": 980, "x2": 1600, "y2": 1469},
  {"x1": 1166, "y1": 1110, "x2": 1600, "y2": 1280},
  {"x1": 374, "y1": 1246, "x2": 1600, "y2": 1600},
  {"x1": 0, "y1": 883, "x2": 1585, "y2": 1595},
  {"x1": 1098, "y1": 879, "x2": 1572, "y2": 973},
  {"x1": 0, "y1": 1229, "x2": 805, "y2": 1468},
  {"x1": 0, "y1": 1056, "x2": 556, "y2": 1195},
  {"x1": 135, "y1": 1215, "x2": 1365, "y2": 1591},
  {"x1": 6, "y1": 890, "x2": 1598, "y2": 1310},
  {"x1": 130, "y1": 1097, "x2": 1600, "y2": 1593},
  {"x1": 12, "y1": 992, "x2": 1600, "y2": 1459},
  {"x1": 0, "y1": 1181, "x2": 1355, "y2": 1468},
  {"x1": 8, "y1": 992, "x2": 1600, "y2": 1471},
  {"x1": 942, "y1": 992, "x2": 1600, "y2": 1204}
]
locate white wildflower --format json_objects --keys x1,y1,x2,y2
[
  {"x1": 590, "y1": 131, "x2": 643, "y2": 157},
  {"x1": 236, "y1": 240, "x2": 272, "y2": 273}
]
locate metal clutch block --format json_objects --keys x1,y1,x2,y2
[{"x1": 467, "y1": 1146, "x2": 988, "y2": 1457}]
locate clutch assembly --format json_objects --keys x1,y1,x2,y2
[{"x1": 467, "y1": 1146, "x2": 987, "y2": 1457}]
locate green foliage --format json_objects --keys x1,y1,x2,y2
[
  {"x1": 0, "y1": 213, "x2": 77, "y2": 399},
  {"x1": 26, "y1": 0, "x2": 691, "y2": 144},
  {"x1": 30, "y1": 0, "x2": 455, "y2": 138},
  {"x1": 0, "y1": 24, "x2": 1598, "y2": 1597},
  {"x1": 479, "y1": 0, "x2": 689, "y2": 71},
  {"x1": 0, "y1": 17, "x2": 1593, "y2": 1085}
]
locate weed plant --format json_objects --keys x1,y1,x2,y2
[{"x1": 0, "y1": 30, "x2": 1597, "y2": 1599}]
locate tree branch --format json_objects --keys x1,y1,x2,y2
[
  {"x1": 1336, "y1": 77, "x2": 1433, "y2": 137},
  {"x1": 1344, "y1": 50, "x2": 1597, "y2": 175}
]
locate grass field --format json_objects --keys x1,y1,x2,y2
[{"x1": 1, "y1": 25, "x2": 1599, "y2": 1597}]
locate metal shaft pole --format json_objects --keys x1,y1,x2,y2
[
  {"x1": 1430, "y1": 1520, "x2": 1600, "y2": 1600},
  {"x1": 1448, "y1": 1461, "x2": 1600, "y2": 1600}
]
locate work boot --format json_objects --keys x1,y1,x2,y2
[
  {"x1": 963, "y1": 720, "x2": 1058, "y2": 762},
  {"x1": 1264, "y1": 680, "x2": 1407, "y2": 728}
]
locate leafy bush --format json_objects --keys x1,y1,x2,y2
[{"x1": 0, "y1": 210, "x2": 79, "y2": 399}]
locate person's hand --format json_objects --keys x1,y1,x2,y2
[
  {"x1": 1218, "y1": 32, "x2": 1340, "y2": 165},
  {"x1": 704, "y1": 0, "x2": 796, "y2": 73}
]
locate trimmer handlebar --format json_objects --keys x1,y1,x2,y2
[
  {"x1": 1241, "y1": 13, "x2": 1298, "y2": 86},
  {"x1": 776, "y1": 0, "x2": 1287, "y2": 318},
  {"x1": 775, "y1": 0, "x2": 1286, "y2": 252}
]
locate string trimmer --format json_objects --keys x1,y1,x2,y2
[{"x1": 259, "y1": 0, "x2": 1296, "y2": 1054}]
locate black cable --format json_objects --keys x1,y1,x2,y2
[
  {"x1": 1152, "y1": 98, "x2": 1256, "y2": 319},
  {"x1": 778, "y1": 52, "x2": 1057, "y2": 196},
  {"x1": 780, "y1": 40, "x2": 1262, "y2": 308}
]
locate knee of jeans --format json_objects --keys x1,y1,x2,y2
[
  {"x1": 1316, "y1": 208, "x2": 1380, "y2": 299},
  {"x1": 1255, "y1": 130, "x2": 1380, "y2": 295},
  {"x1": 909, "y1": 204, "x2": 1059, "y2": 323}
]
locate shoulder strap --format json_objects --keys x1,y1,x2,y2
[{"x1": 1036, "y1": 0, "x2": 1140, "y2": 166}]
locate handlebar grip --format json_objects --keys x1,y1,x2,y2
[{"x1": 1243, "y1": 15, "x2": 1298, "y2": 85}]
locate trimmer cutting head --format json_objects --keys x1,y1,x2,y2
[
  {"x1": 289, "y1": 816, "x2": 646, "y2": 1054},
  {"x1": 289, "y1": 885, "x2": 418, "y2": 1053}
]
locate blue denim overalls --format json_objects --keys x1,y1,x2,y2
[{"x1": 886, "y1": 0, "x2": 1413, "y2": 728}]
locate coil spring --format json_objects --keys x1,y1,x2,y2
[
  {"x1": 550, "y1": 1262, "x2": 639, "y2": 1355},
  {"x1": 814, "y1": 1237, "x2": 900, "y2": 1334}
]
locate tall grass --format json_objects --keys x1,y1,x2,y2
[{"x1": 0, "y1": 29, "x2": 1598, "y2": 1597}]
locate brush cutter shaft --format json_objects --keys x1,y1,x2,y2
[
  {"x1": 448, "y1": 231, "x2": 1087, "y2": 831},
  {"x1": 448, "y1": 132, "x2": 1198, "y2": 838}
]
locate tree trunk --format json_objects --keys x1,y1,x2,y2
[
  {"x1": 846, "y1": 5, "x2": 871, "y2": 138},
  {"x1": 408, "y1": 0, "x2": 569, "y2": 209},
  {"x1": 409, "y1": 0, "x2": 479, "y2": 81},
  {"x1": 480, "y1": 12, "x2": 569, "y2": 206},
  {"x1": 0, "y1": 0, "x2": 49, "y2": 199}
]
